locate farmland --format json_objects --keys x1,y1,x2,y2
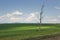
[{"x1": 0, "y1": 23, "x2": 60, "y2": 40}]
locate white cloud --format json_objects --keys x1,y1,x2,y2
[
  {"x1": 10, "y1": 17, "x2": 23, "y2": 22},
  {"x1": 6, "y1": 14, "x2": 12, "y2": 17},
  {"x1": 0, "y1": 11, "x2": 23, "y2": 23},
  {"x1": 0, "y1": 11, "x2": 23, "y2": 18},
  {"x1": 0, "y1": 11, "x2": 60, "y2": 23},
  {"x1": 43, "y1": 15, "x2": 59, "y2": 23},
  {"x1": 0, "y1": 11, "x2": 39, "y2": 23},
  {"x1": 58, "y1": 16, "x2": 60, "y2": 18},
  {"x1": 54, "y1": 6, "x2": 60, "y2": 10},
  {"x1": 25, "y1": 13, "x2": 35, "y2": 21},
  {"x1": 12, "y1": 11, "x2": 23, "y2": 15}
]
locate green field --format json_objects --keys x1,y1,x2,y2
[{"x1": 0, "y1": 23, "x2": 60, "y2": 40}]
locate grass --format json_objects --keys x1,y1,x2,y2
[{"x1": 0, "y1": 23, "x2": 60, "y2": 40}]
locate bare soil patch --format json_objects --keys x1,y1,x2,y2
[{"x1": 22, "y1": 33, "x2": 60, "y2": 40}]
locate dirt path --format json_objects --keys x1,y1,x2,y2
[
  {"x1": 23, "y1": 34, "x2": 60, "y2": 40},
  {"x1": 41, "y1": 35, "x2": 60, "y2": 40},
  {"x1": 43, "y1": 36, "x2": 60, "y2": 40}
]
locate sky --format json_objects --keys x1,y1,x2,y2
[{"x1": 0, "y1": 0, "x2": 60, "y2": 23}]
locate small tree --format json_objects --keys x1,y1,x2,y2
[{"x1": 39, "y1": 2, "x2": 44, "y2": 30}]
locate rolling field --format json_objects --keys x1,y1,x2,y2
[{"x1": 0, "y1": 23, "x2": 60, "y2": 40}]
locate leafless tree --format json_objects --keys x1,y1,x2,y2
[{"x1": 39, "y1": 1, "x2": 45, "y2": 30}]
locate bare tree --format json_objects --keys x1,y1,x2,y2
[{"x1": 39, "y1": 2, "x2": 45, "y2": 30}]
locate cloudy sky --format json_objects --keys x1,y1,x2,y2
[{"x1": 0, "y1": 0, "x2": 60, "y2": 23}]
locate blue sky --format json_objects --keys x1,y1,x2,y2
[{"x1": 0, "y1": 0, "x2": 60, "y2": 23}]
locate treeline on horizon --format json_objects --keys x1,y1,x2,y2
[{"x1": 0, "y1": 23, "x2": 60, "y2": 26}]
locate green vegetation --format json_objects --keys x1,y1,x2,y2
[{"x1": 0, "y1": 23, "x2": 60, "y2": 40}]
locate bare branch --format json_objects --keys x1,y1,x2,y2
[{"x1": 39, "y1": 1, "x2": 45, "y2": 31}]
